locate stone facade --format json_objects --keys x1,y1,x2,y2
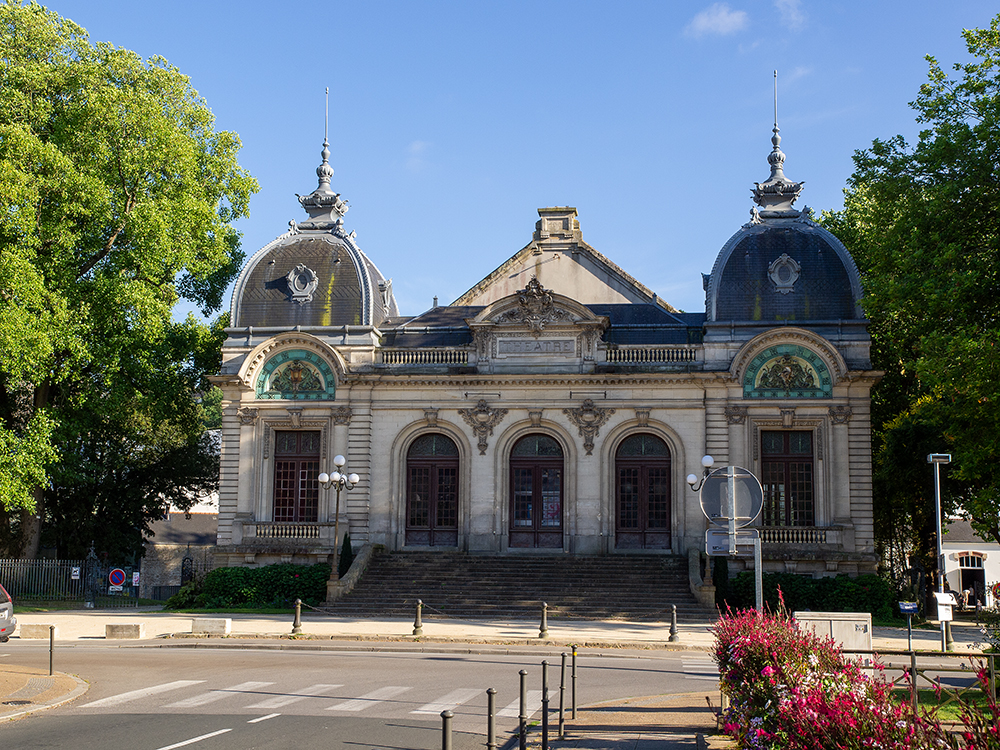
[{"x1": 211, "y1": 128, "x2": 881, "y2": 581}]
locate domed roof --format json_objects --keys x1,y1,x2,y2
[
  {"x1": 705, "y1": 121, "x2": 863, "y2": 323},
  {"x1": 230, "y1": 140, "x2": 398, "y2": 329}
]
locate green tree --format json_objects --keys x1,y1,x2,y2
[
  {"x1": 823, "y1": 16, "x2": 1000, "y2": 559},
  {"x1": 0, "y1": 1, "x2": 257, "y2": 557}
]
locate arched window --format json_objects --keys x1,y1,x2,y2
[
  {"x1": 509, "y1": 435, "x2": 564, "y2": 549},
  {"x1": 615, "y1": 434, "x2": 671, "y2": 549},
  {"x1": 406, "y1": 434, "x2": 459, "y2": 547}
]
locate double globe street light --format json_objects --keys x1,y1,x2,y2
[{"x1": 318, "y1": 455, "x2": 359, "y2": 582}]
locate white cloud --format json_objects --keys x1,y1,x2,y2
[
  {"x1": 406, "y1": 140, "x2": 431, "y2": 172},
  {"x1": 685, "y1": 3, "x2": 749, "y2": 38},
  {"x1": 773, "y1": 0, "x2": 805, "y2": 31}
]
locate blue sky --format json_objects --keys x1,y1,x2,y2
[{"x1": 44, "y1": 0, "x2": 999, "y2": 317}]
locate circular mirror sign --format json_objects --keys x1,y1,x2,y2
[{"x1": 699, "y1": 465, "x2": 764, "y2": 528}]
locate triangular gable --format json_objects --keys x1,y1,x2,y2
[{"x1": 453, "y1": 207, "x2": 679, "y2": 312}]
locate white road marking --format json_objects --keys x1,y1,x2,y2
[
  {"x1": 246, "y1": 683, "x2": 342, "y2": 709},
  {"x1": 165, "y1": 681, "x2": 274, "y2": 708},
  {"x1": 499, "y1": 690, "x2": 542, "y2": 718},
  {"x1": 153, "y1": 728, "x2": 232, "y2": 750},
  {"x1": 682, "y1": 659, "x2": 719, "y2": 680},
  {"x1": 247, "y1": 713, "x2": 281, "y2": 723},
  {"x1": 81, "y1": 680, "x2": 206, "y2": 708},
  {"x1": 411, "y1": 687, "x2": 482, "y2": 715},
  {"x1": 327, "y1": 685, "x2": 411, "y2": 712}
]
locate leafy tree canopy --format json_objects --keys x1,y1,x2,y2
[
  {"x1": 0, "y1": 1, "x2": 257, "y2": 557},
  {"x1": 822, "y1": 16, "x2": 1000, "y2": 551}
]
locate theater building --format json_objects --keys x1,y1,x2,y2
[{"x1": 211, "y1": 126, "x2": 880, "y2": 581}]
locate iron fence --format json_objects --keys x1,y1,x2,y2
[{"x1": 0, "y1": 558, "x2": 85, "y2": 601}]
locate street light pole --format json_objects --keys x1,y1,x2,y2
[
  {"x1": 318, "y1": 454, "x2": 360, "y2": 582},
  {"x1": 928, "y1": 453, "x2": 951, "y2": 651}
]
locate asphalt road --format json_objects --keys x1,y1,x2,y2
[{"x1": 1, "y1": 643, "x2": 719, "y2": 749}]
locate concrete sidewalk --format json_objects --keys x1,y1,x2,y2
[{"x1": 0, "y1": 610, "x2": 988, "y2": 748}]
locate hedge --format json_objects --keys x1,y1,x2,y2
[
  {"x1": 723, "y1": 572, "x2": 896, "y2": 620},
  {"x1": 166, "y1": 562, "x2": 331, "y2": 609}
]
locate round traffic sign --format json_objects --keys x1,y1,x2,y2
[
  {"x1": 108, "y1": 568, "x2": 126, "y2": 587},
  {"x1": 699, "y1": 465, "x2": 764, "y2": 528}
]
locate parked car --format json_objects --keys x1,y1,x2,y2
[{"x1": 0, "y1": 583, "x2": 16, "y2": 642}]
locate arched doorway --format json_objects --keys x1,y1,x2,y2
[
  {"x1": 509, "y1": 434, "x2": 564, "y2": 549},
  {"x1": 615, "y1": 434, "x2": 671, "y2": 550},
  {"x1": 405, "y1": 434, "x2": 459, "y2": 547}
]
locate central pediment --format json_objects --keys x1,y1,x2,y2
[{"x1": 467, "y1": 279, "x2": 609, "y2": 374}]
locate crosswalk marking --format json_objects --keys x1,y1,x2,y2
[
  {"x1": 164, "y1": 681, "x2": 275, "y2": 708},
  {"x1": 411, "y1": 687, "x2": 481, "y2": 715},
  {"x1": 498, "y1": 690, "x2": 542, "y2": 718},
  {"x1": 81, "y1": 680, "x2": 206, "y2": 708},
  {"x1": 154, "y1": 728, "x2": 232, "y2": 750},
  {"x1": 246, "y1": 683, "x2": 342, "y2": 709},
  {"x1": 682, "y1": 658, "x2": 719, "y2": 681},
  {"x1": 327, "y1": 685, "x2": 411, "y2": 712}
]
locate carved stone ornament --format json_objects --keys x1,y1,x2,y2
[
  {"x1": 458, "y1": 399, "x2": 509, "y2": 455},
  {"x1": 780, "y1": 408, "x2": 795, "y2": 429},
  {"x1": 237, "y1": 407, "x2": 259, "y2": 426},
  {"x1": 634, "y1": 408, "x2": 650, "y2": 427},
  {"x1": 768, "y1": 254, "x2": 801, "y2": 294},
  {"x1": 424, "y1": 408, "x2": 439, "y2": 426},
  {"x1": 563, "y1": 399, "x2": 615, "y2": 456},
  {"x1": 331, "y1": 406, "x2": 353, "y2": 425},
  {"x1": 725, "y1": 406, "x2": 748, "y2": 425},
  {"x1": 829, "y1": 405, "x2": 853, "y2": 424},
  {"x1": 497, "y1": 278, "x2": 569, "y2": 336},
  {"x1": 286, "y1": 264, "x2": 319, "y2": 304},
  {"x1": 286, "y1": 407, "x2": 303, "y2": 429},
  {"x1": 528, "y1": 410, "x2": 543, "y2": 427}
]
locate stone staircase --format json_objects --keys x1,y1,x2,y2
[{"x1": 323, "y1": 551, "x2": 715, "y2": 622}]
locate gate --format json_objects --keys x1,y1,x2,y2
[{"x1": 83, "y1": 549, "x2": 140, "y2": 608}]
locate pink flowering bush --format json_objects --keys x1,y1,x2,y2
[{"x1": 713, "y1": 605, "x2": 949, "y2": 749}]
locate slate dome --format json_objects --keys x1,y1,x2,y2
[
  {"x1": 230, "y1": 140, "x2": 398, "y2": 329},
  {"x1": 705, "y1": 124, "x2": 863, "y2": 323}
]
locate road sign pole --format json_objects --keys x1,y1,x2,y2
[{"x1": 754, "y1": 536, "x2": 763, "y2": 612}]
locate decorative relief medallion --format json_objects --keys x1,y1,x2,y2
[
  {"x1": 237, "y1": 407, "x2": 259, "y2": 425},
  {"x1": 458, "y1": 399, "x2": 508, "y2": 455},
  {"x1": 767, "y1": 253, "x2": 801, "y2": 294},
  {"x1": 828, "y1": 405, "x2": 853, "y2": 424},
  {"x1": 497, "y1": 278, "x2": 569, "y2": 336},
  {"x1": 331, "y1": 406, "x2": 353, "y2": 425},
  {"x1": 255, "y1": 349, "x2": 337, "y2": 401},
  {"x1": 286, "y1": 264, "x2": 319, "y2": 304},
  {"x1": 563, "y1": 399, "x2": 615, "y2": 456},
  {"x1": 725, "y1": 406, "x2": 748, "y2": 425},
  {"x1": 743, "y1": 344, "x2": 832, "y2": 399}
]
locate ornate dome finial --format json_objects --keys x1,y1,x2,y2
[
  {"x1": 751, "y1": 71, "x2": 804, "y2": 218},
  {"x1": 295, "y1": 89, "x2": 349, "y2": 228}
]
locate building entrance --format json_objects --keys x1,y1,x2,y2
[{"x1": 509, "y1": 434, "x2": 563, "y2": 549}]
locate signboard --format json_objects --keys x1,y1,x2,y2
[
  {"x1": 699, "y1": 466, "x2": 763, "y2": 528},
  {"x1": 71, "y1": 566, "x2": 81, "y2": 580},
  {"x1": 898, "y1": 601, "x2": 918, "y2": 614},
  {"x1": 933, "y1": 592, "x2": 956, "y2": 622},
  {"x1": 132, "y1": 571, "x2": 140, "y2": 586},
  {"x1": 108, "y1": 568, "x2": 126, "y2": 587},
  {"x1": 109, "y1": 585, "x2": 123, "y2": 592},
  {"x1": 706, "y1": 528, "x2": 759, "y2": 557}
]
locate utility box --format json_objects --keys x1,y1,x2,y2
[{"x1": 793, "y1": 611, "x2": 872, "y2": 652}]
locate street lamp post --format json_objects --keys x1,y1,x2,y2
[
  {"x1": 928, "y1": 453, "x2": 951, "y2": 651},
  {"x1": 318, "y1": 455, "x2": 360, "y2": 582}
]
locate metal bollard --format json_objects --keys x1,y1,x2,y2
[
  {"x1": 669, "y1": 603, "x2": 678, "y2": 642},
  {"x1": 539, "y1": 601, "x2": 548, "y2": 639},
  {"x1": 541, "y1": 660, "x2": 549, "y2": 750},
  {"x1": 486, "y1": 687, "x2": 497, "y2": 750},
  {"x1": 292, "y1": 598, "x2": 302, "y2": 634},
  {"x1": 571, "y1": 644, "x2": 577, "y2": 719},
  {"x1": 518, "y1": 669, "x2": 528, "y2": 750},
  {"x1": 559, "y1": 652, "x2": 566, "y2": 739},
  {"x1": 413, "y1": 599, "x2": 423, "y2": 636},
  {"x1": 441, "y1": 709, "x2": 453, "y2": 750},
  {"x1": 49, "y1": 625, "x2": 54, "y2": 676}
]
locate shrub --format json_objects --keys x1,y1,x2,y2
[
  {"x1": 189, "y1": 563, "x2": 330, "y2": 608},
  {"x1": 339, "y1": 532, "x2": 354, "y2": 578},
  {"x1": 723, "y1": 572, "x2": 896, "y2": 619}
]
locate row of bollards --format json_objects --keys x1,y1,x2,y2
[{"x1": 438, "y1": 647, "x2": 579, "y2": 750}]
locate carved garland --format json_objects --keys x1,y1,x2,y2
[
  {"x1": 563, "y1": 399, "x2": 615, "y2": 456},
  {"x1": 458, "y1": 400, "x2": 509, "y2": 455}
]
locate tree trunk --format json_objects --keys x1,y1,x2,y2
[{"x1": 18, "y1": 382, "x2": 51, "y2": 559}]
